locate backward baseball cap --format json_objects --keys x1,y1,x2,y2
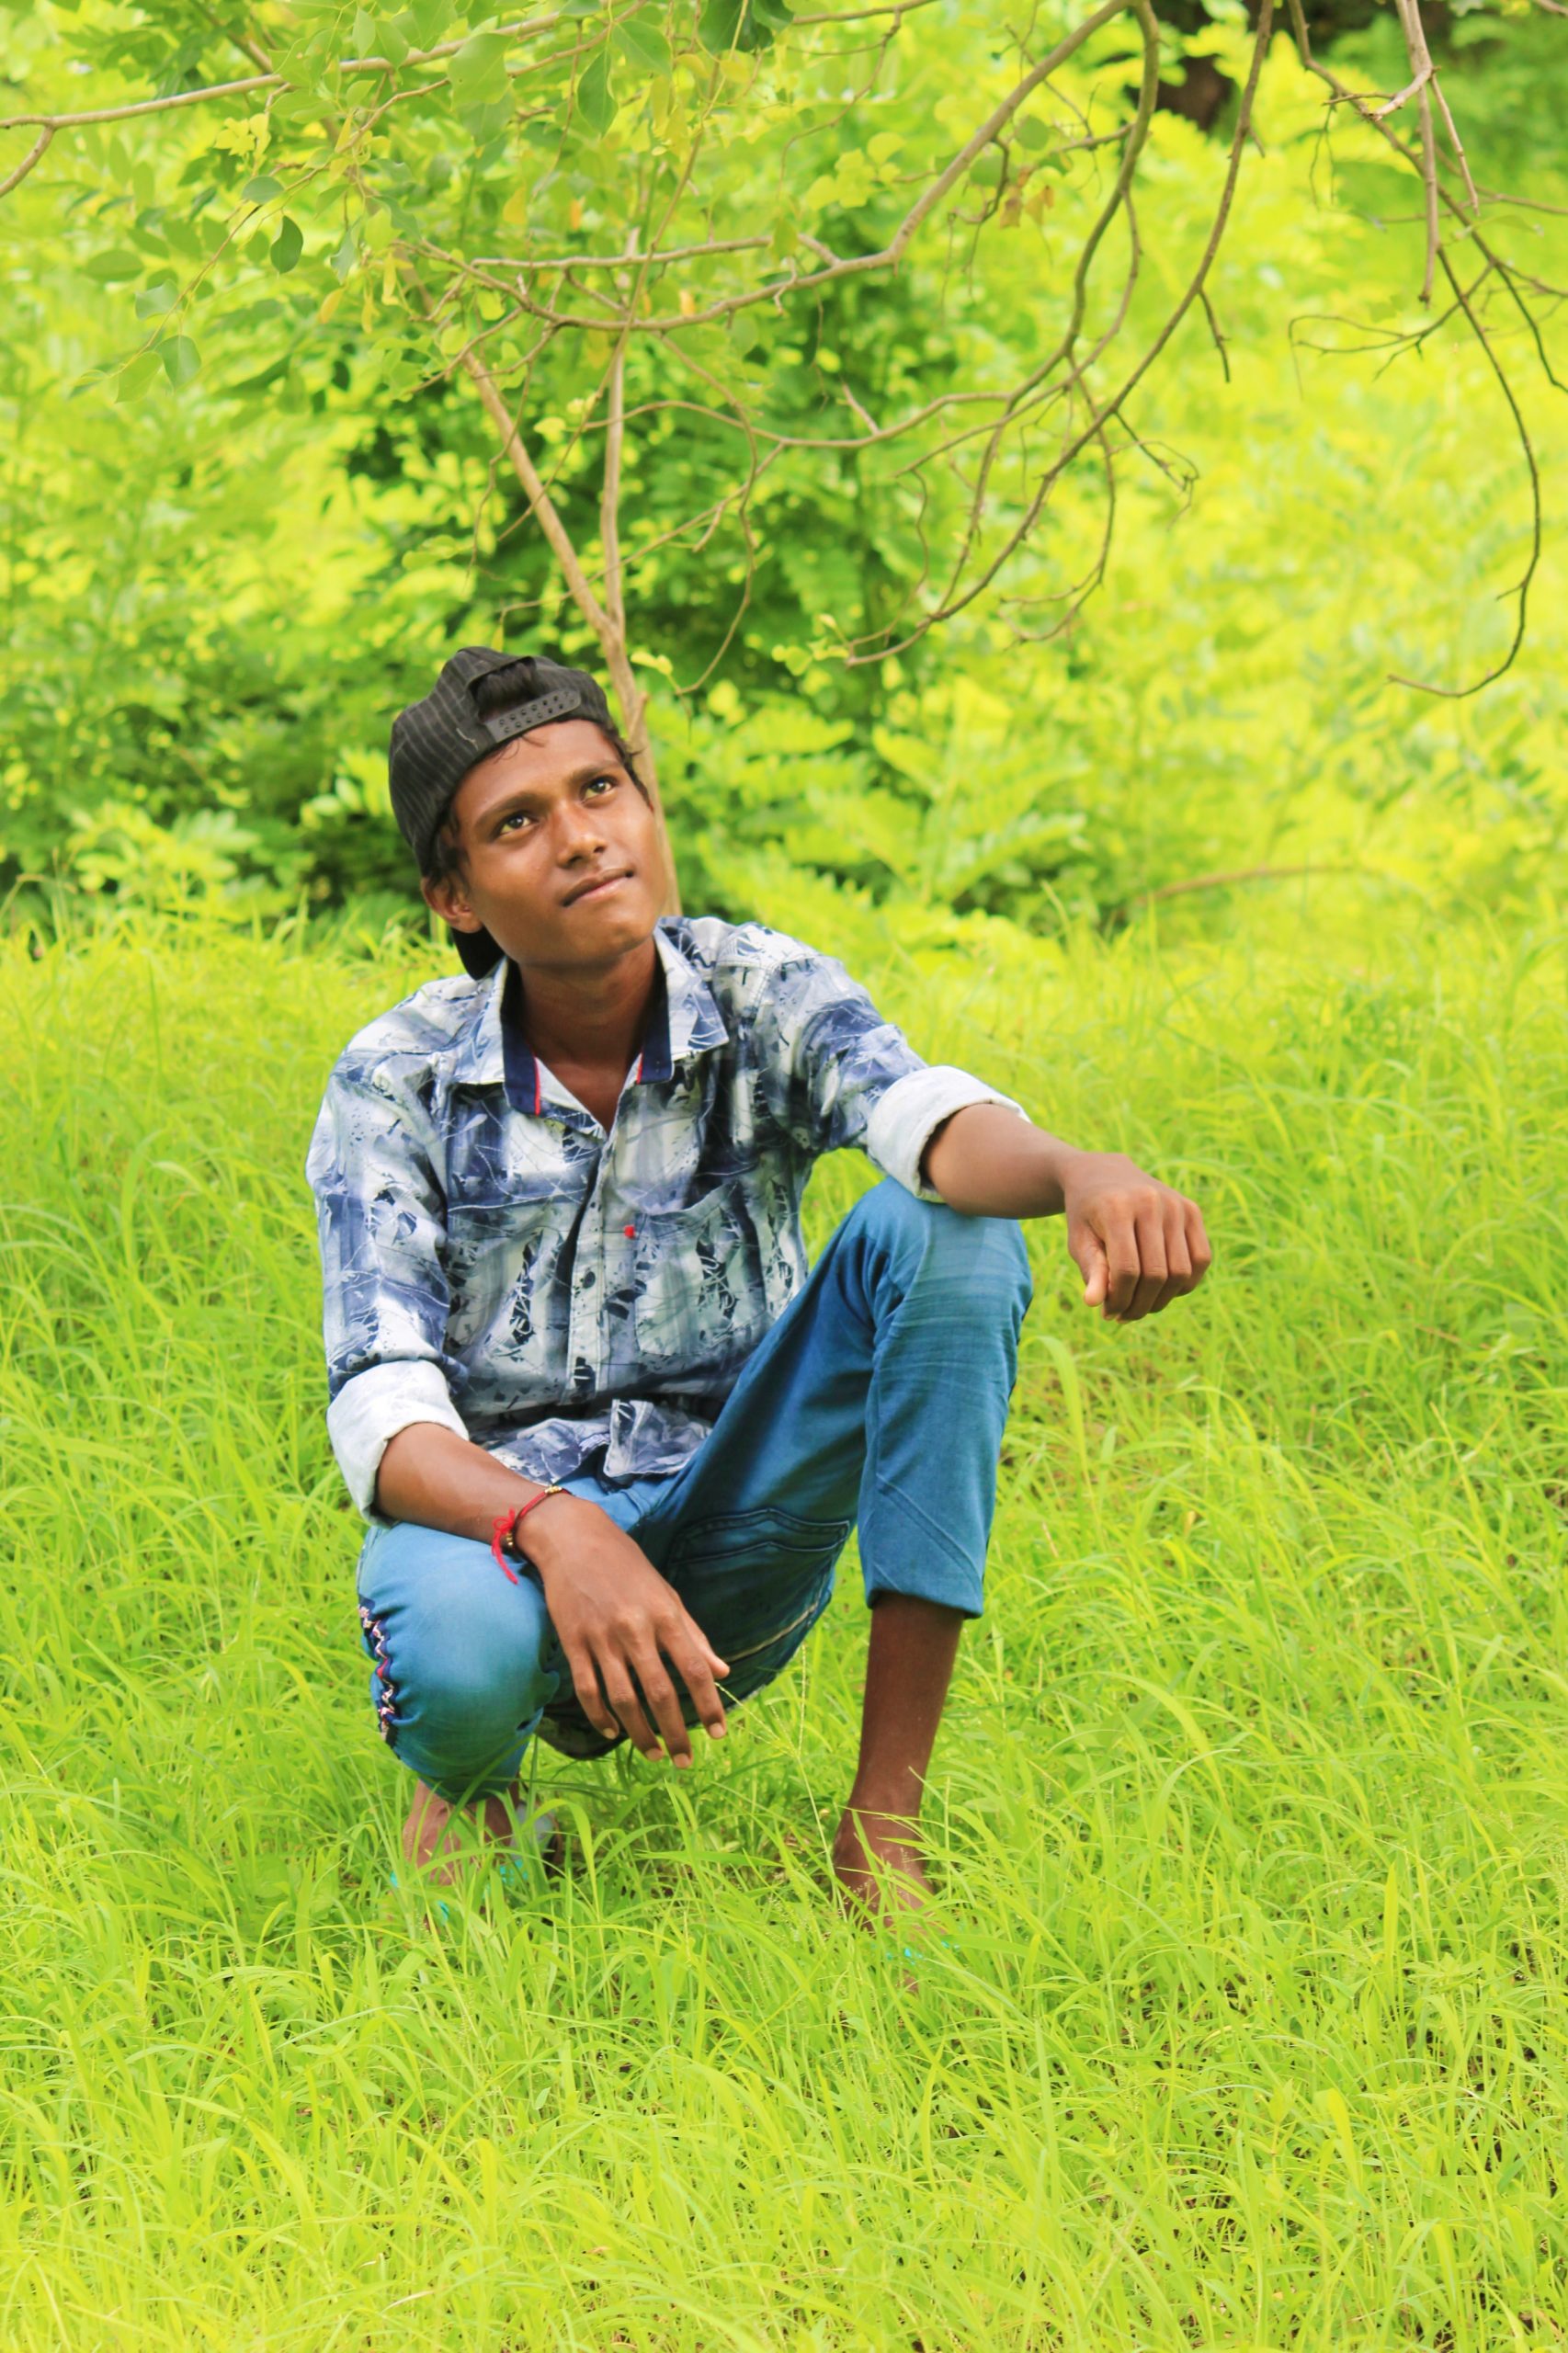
[{"x1": 388, "y1": 646, "x2": 619, "y2": 977}]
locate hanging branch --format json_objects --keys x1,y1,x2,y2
[
  {"x1": 5, "y1": 0, "x2": 1558, "y2": 894},
  {"x1": 1282, "y1": 0, "x2": 1561, "y2": 695}
]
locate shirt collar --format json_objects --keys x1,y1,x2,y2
[
  {"x1": 654, "y1": 918, "x2": 729, "y2": 1067},
  {"x1": 449, "y1": 919, "x2": 727, "y2": 1113}
]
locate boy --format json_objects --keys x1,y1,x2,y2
[{"x1": 306, "y1": 648, "x2": 1210, "y2": 1919}]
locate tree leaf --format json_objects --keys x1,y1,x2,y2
[
  {"x1": 700, "y1": 0, "x2": 792, "y2": 42},
  {"x1": 85, "y1": 248, "x2": 144, "y2": 282},
  {"x1": 116, "y1": 350, "x2": 161, "y2": 402},
  {"x1": 449, "y1": 30, "x2": 508, "y2": 106},
  {"x1": 161, "y1": 336, "x2": 200, "y2": 386},
  {"x1": 134, "y1": 282, "x2": 178, "y2": 319},
  {"x1": 575, "y1": 52, "x2": 618, "y2": 131},
  {"x1": 270, "y1": 217, "x2": 304, "y2": 272},
  {"x1": 242, "y1": 175, "x2": 283, "y2": 205},
  {"x1": 615, "y1": 13, "x2": 671, "y2": 73}
]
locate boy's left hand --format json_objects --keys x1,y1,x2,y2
[{"x1": 1061, "y1": 1151, "x2": 1210, "y2": 1323}]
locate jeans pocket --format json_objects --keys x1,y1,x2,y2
[
  {"x1": 665, "y1": 1505, "x2": 850, "y2": 1707},
  {"x1": 714, "y1": 1574, "x2": 836, "y2": 1704}
]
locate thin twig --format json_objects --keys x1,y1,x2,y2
[
  {"x1": 469, "y1": 234, "x2": 772, "y2": 274},
  {"x1": 1110, "y1": 861, "x2": 1410, "y2": 919},
  {"x1": 1199, "y1": 288, "x2": 1231, "y2": 381},
  {"x1": 1284, "y1": 0, "x2": 1548, "y2": 692},
  {"x1": 1387, "y1": 246, "x2": 1540, "y2": 698},
  {"x1": 0, "y1": 124, "x2": 51, "y2": 200},
  {"x1": 1417, "y1": 82, "x2": 1438, "y2": 302}
]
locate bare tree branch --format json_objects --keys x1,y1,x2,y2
[
  {"x1": 0, "y1": 125, "x2": 51, "y2": 200},
  {"x1": 1281, "y1": 0, "x2": 1554, "y2": 693},
  {"x1": 1387, "y1": 245, "x2": 1541, "y2": 698}
]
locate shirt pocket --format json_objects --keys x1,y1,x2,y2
[
  {"x1": 618, "y1": 1180, "x2": 772, "y2": 1381},
  {"x1": 441, "y1": 1197, "x2": 558, "y2": 1356}
]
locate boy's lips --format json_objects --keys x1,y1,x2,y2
[{"x1": 563, "y1": 869, "x2": 631, "y2": 905}]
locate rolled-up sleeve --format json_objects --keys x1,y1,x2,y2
[
  {"x1": 756, "y1": 947, "x2": 1028, "y2": 1201},
  {"x1": 305, "y1": 1053, "x2": 469, "y2": 1516}
]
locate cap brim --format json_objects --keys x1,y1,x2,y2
[{"x1": 450, "y1": 924, "x2": 505, "y2": 979}]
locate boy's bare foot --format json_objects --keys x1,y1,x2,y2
[
  {"x1": 831, "y1": 1804, "x2": 932, "y2": 1922},
  {"x1": 402, "y1": 1776, "x2": 561, "y2": 1900}
]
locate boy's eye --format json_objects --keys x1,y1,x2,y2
[{"x1": 585, "y1": 775, "x2": 616, "y2": 797}]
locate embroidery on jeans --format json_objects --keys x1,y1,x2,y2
[{"x1": 358, "y1": 1600, "x2": 401, "y2": 1747}]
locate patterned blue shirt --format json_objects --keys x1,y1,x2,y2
[{"x1": 307, "y1": 916, "x2": 1022, "y2": 1517}]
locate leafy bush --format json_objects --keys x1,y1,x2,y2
[{"x1": 2, "y1": 10, "x2": 1565, "y2": 942}]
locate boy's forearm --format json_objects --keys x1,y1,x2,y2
[
  {"x1": 374, "y1": 1422, "x2": 554, "y2": 1546},
  {"x1": 921, "y1": 1102, "x2": 1081, "y2": 1219}
]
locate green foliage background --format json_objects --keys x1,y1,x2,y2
[{"x1": 3, "y1": 0, "x2": 1565, "y2": 947}]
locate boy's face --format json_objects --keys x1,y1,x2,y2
[{"x1": 421, "y1": 718, "x2": 663, "y2": 973}]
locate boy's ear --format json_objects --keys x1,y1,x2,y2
[{"x1": 421, "y1": 871, "x2": 485, "y2": 936}]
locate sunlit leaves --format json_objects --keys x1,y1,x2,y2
[
  {"x1": 698, "y1": 0, "x2": 794, "y2": 54},
  {"x1": 353, "y1": 10, "x2": 412, "y2": 65},
  {"x1": 448, "y1": 28, "x2": 509, "y2": 107},
  {"x1": 161, "y1": 335, "x2": 200, "y2": 385},
  {"x1": 615, "y1": 11, "x2": 672, "y2": 75},
  {"x1": 115, "y1": 349, "x2": 161, "y2": 402},
  {"x1": 804, "y1": 133, "x2": 903, "y2": 215},
  {"x1": 575, "y1": 51, "x2": 618, "y2": 133},
  {"x1": 85, "y1": 248, "x2": 144, "y2": 282}
]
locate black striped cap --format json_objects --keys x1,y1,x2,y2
[{"x1": 388, "y1": 645, "x2": 615, "y2": 875}]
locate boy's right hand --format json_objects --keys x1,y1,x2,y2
[{"x1": 523, "y1": 1496, "x2": 730, "y2": 1766}]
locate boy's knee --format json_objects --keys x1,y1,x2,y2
[
  {"x1": 854, "y1": 1178, "x2": 1033, "y2": 1308},
  {"x1": 410, "y1": 1628, "x2": 534, "y2": 1745},
  {"x1": 359, "y1": 1541, "x2": 558, "y2": 1790}
]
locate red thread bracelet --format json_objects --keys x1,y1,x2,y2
[{"x1": 491, "y1": 1483, "x2": 566, "y2": 1582}]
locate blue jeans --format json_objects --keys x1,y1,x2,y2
[{"x1": 355, "y1": 1179, "x2": 1032, "y2": 1802}]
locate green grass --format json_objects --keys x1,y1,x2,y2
[{"x1": 1, "y1": 897, "x2": 1565, "y2": 2351}]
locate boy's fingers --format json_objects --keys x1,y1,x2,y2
[
  {"x1": 1069, "y1": 1220, "x2": 1108, "y2": 1307},
  {"x1": 630, "y1": 1646, "x2": 693, "y2": 1768},
  {"x1": 1102, "y1": 1215, "x2": 1141, "y2": 1319},
  {"x1": 564, "y1": 1643, "x2": 622, "y2": 1743},
  {"x1": 1126, "y1": 1211, "x2": 1167, "y2": 1321},
  {"x1": 671, "y1": 1641, "x2": 729, "y2": 1739},
  {"x1": 678, "y1": 1605, "x2": 730, "y2": 1687},
  {"x1": 1153, "y1": 1210, "x2": 1192, "y2": 1313},
  {"x1": 1186, "y1": 1199, "x2": 1213, "y2": 1282},
  {"x1": 668, "y1": 1604, "x2": 729, "y2": 1739},
  {"x1": 599, "y1": 1664, "x2": 663, "y2": 1762}
]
